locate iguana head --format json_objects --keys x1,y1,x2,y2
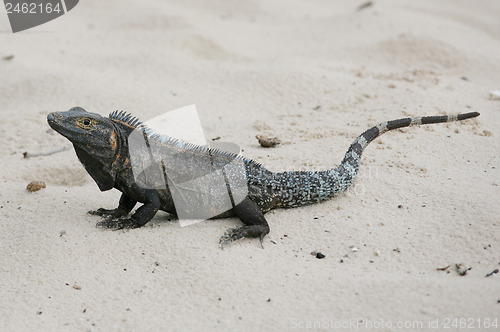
[{"x1": 47, "y1": 107, "x2": 122, "y2": 191}]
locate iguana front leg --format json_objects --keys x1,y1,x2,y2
[
  {"x1": 96, "y1": 190, "x2": 160, "y2": 230},
  {"x1": 219, "y1": 197, "x2": 270, "y2": 248},
  {"x1": 88, "y1": 193, "x2": 136, "y2": 219}
]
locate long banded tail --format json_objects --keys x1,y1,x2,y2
[
  {"x1": 274, "y1": 112, "x2": 479, "y2": 208},
  {"x1": 343, "y1": 112, "x2": 480, "y2": 166}
]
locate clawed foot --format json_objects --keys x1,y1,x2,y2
[
  {"x1": 96, "y1": 217, "x2": 141, "y2": 230},
  {"x1": 88, "y1": 208, "x2": 127, "y2": 219},
  {"x1": 219, "y1": 225, "x2": 269, "y2": 249}
]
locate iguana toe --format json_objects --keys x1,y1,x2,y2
[
  {"x1": 219, "y1": 225, "x2": 268, "y2": 249},
  {"x1": 89, "y1": 208, "x2": 128, "y2": 219},
  {"x1": 96, "y1": 217, "x2": 141, "y2": 230}
]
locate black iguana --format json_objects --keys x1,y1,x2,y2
[{"x1": 47, "y1": 107, "x2": 479, "y2": 247}]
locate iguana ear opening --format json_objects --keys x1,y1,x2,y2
[{"x1": 74, "y1": 145, "x2": 116, "y2": 191}]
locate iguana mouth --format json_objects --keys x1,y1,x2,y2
[
  {"x1": 47, "y1": 112, "x2": 69, "y2": 138},
  {"x1": 47, "y1": 112, "x2": 59, "y2": 127},
  {"x1": 47, "y1": 112, "x2": 72, "y2": 133},
  {"x1": 47, "y1": 112, "x2": 72, "y2": 140}
]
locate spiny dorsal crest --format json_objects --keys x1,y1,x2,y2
[
  {"x1": 109, "y1": 110, "x2": 142, "y2": 129},
  {"x1": 108, "y1": 111, "x2": 265, "y2": 170}
]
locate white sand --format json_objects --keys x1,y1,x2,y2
[{"x1": 1, "y1": 0, "x2": 499, "y2": 330}]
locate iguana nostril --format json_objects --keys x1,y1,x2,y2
[{"x1": 47, "y1": 113, "x2": 54, "y2": 121}]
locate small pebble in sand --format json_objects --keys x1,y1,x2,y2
[
  {"x1": 455, "y1": 264, "x2": 471, "y2": 276},
  {"x1": 256, "y1": 135, "x2": 281, "y2": 148},
  {"x1": 315, "y1": 252, "x2": 326, "y2": 259},
  {"x1": 26, "y1": 181, "x2": 46, "y2": 192}
]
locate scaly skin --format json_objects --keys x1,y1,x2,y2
[{"x1": 47, "y1": 107, "x2": 479, "y2": 247}]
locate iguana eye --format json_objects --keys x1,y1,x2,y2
[{"x1": 77, "y1": 117, "x2": 95, "y2": 130}]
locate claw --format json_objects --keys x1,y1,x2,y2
[
  {"x1": 88, "y1": 208, "x2": 113, "y2": 217},
  {"x1": 219, "y1": 227, "x2": 240, "y2": 249},
  {"x1": 96, "y1": 217, "x2": 140, "y2": 230},
  {"x1": 219, "y1": 225, "x2": 268, "y2": 249},
  {"x1": 89, "y1": 208, "x2": 127, "y2": 219}
]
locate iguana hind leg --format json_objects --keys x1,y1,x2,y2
[{"x1": 219, "y1": 197, "x2": 270, "y2": 248}]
